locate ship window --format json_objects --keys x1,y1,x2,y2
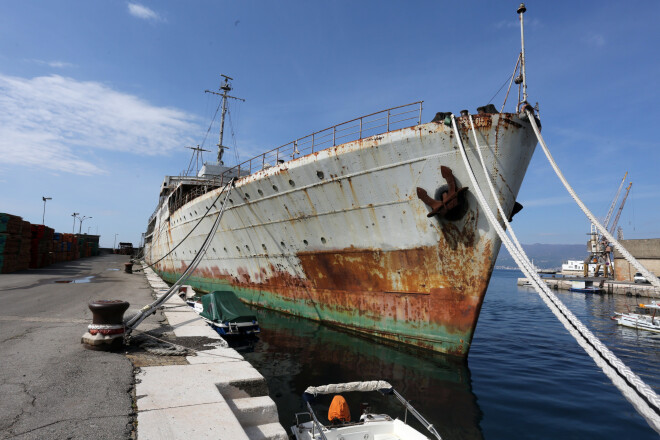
[
  {"x1": 262, "y1": 244, "x2": 267, "y2": 251},
  {"x1": 280, "y1": 241, "x2": 286, "y2": 247},
  {"x1": 317, "y1": 171, "x2": 324, "y2": 179},
  {"x1": 289, "y1": 179, "x2": 295, "y2": 187},
  {"x1": 224, "y1": 247, "x2": 227, "y2": 252},
  {"x1": 212, "y1": 248, "x2": 216, "y2": 252},
  {"x1": 229, "y1": 199, "x2": 233, "y2": 204},
  {"x1": 195, "y1": 211, "x2": 198, "y2": 215},
  {"x1": 303, "y1": 240, "x2": 308, "y2": 246},
  {"x1": 245, "y1": 193, "x2": 250, "y2": 198},
  {"x1": 245, "y1": 245, "x2": 250, "y2": 251},
  {"x1": 236, "y1": 246, "x2": 241, "y2": 252},
  {"x1": 273, "y1": 185, "x2": 278, "y2": 191},
  {"x1": 321, "y1": 237, "x2": 327, "y2": 244}
]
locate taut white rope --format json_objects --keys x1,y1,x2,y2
[
  {"x1": 525, "y1": 109, "x2": 660, "y2": 290},
  {"x1": 452, "y1": 114, "x2": 660, "y2": 434}
]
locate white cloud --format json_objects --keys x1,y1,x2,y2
[
  {"x1": 127, "y1": 3, "x2": 163, "y2": 22},
  {"x1": 495, "y1": 18, "x2": 541, "y2": 30},
  {"x1": 585, "y1": 33, "x2": 606, "y2": 47},
  {"x1": 0, "y1": 74, "x2": 198, "y2": 175},
  {"x1": 47, "y1": 61, "x2": 75, "y2": 68},
  {"x1": 30, "y1": 59, "x2": 75, "y2": 69}
]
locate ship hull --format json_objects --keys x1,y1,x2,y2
[{"x1": 145, "y1": 113, "x2": 538, "y2": 357}]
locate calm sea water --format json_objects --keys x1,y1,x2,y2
[{"x1": 238, "y1": 269, "x2": 660, "y2": 439}]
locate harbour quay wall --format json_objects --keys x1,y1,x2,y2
[
  {"x1": 517, "y1": 277, "x2": 660, "y2": 299},
  {"x1": 138, "y1": 266, "x2": 288, "y2": 440}
]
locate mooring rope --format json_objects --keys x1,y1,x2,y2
[
  {"x1": 135, "y1": 179, "x2": 234, "y2": 273},
  {"x1": 525, "y1": 108, "x2": 660, "y2": 291},
  {"x1": 125, "y1": 180, "x2": 235, "y2": 334},
  {"x1": 451, "y1": 114, "x2": 660, "y2": 434}
]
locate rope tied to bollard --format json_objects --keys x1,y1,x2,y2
[{"x1": 124, "y1": 178, "x2": 236, "y2": 336}]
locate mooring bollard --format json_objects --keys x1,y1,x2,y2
[
  {"x1": 124, "y1": 262, "x2": 133, "y2": 274},
  {"x1": 81, "y1": 299, "x2": 130, "y2": 350}
]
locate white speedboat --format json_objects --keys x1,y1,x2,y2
[
  {"x1": 291, "y1": 380, "x2": 441, "y2": 440},
  {"x1": 612, "y1": 301, "x2": 660, "y2": 333}
]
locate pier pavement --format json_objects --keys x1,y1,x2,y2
[
  {"x1": 0, "y1": 253, "x2": 151, "y2": 439},
  {"x1": 0, "y1": 253, "x2": 287, "y2": 439}
]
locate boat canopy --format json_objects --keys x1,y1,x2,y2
[
  {"x1": 303, "y1": 381, "x2": 393, "y2": 402},
  {"x1": 199, "y1": 290, "x2": 257, "y2": 323}
]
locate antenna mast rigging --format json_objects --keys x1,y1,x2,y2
[{"x1": 205, "y1": 75, "x2": 245, "y2": 165}]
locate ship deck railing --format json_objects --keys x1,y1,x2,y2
[
  {"x1": 147, "y1": 101, "x2": 423, "y2": 222},
  {"x1": 220, "y1": 101, "x2": 423, "y2": 183}
]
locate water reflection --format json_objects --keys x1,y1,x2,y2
[
  {"x1": 240, "y1": 307, "x2": 484, "y2": 440},
  {"x1": 53, "y1": 275, "x2": 95, "y2": 284}
]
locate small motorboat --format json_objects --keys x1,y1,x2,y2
[
  {"x1": 569, "y1": 280, "x2": 603, "y2": 294},
  {"x1": 569, "y1": 286, "x2": 604, "y2": 294},
  {"x1": 612, "y1": 301, "x2": 660, "y2": 333},
  {"x1": 291, "y1": 380, "x2": 442, "y2": 440},
  {"x1": 184, "y1": 289, "x2": 260, "y2": 336}
]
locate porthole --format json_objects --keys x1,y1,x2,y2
[
  {"x1": 212, "y1": 248, "x2": 216, "y2": 252},
  {"x1": 262, "y1": 244, "x2": 267, "y2": 251},
  {"x1": 289, "y1": 179, "x2": 295, "y2": 187},
  {"x1": 245, "y1": 193, "x2": 250, "y2": 199},
  {"x1": 224, "y1": 247, "x2": 228, "y2": 252},
  {"x1": 317, "y1": 171, "x2": 324, "y2": 180},
  {"x1": 236, "y1": 246, "x2": 241, "y2": 252},
  {"x1": 303, "y1": 240, "x2": 308, "y2": 246},
  {"x1": 321, "y1": 237, "x2": 327, "y2": 244},
  {"x1": 245, "y1": 245, "x2": 250, "y2": 251},
  {"x1": 273, "y1": 185, "x2": 278, "y2": 191},
  {"x1": 280, "y1": 241, "x2": 286, "y2": 247},
  {"x1": 229, "y1": 199, "x2": 233, "y2": 203},
  {"x1": 258, "y1": 189, "x2": 263, "y2": 196}
]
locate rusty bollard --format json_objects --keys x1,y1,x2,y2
[
  {"x1": 124, "y1": 262, "x2": 133, "y2": 274},
  {"x1": 81, "y1": 300, "x2": 130, "y2": 350}
]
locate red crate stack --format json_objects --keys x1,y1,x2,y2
[{"x1": 0, "y1": 214, "x2": 31, "y2": 273}]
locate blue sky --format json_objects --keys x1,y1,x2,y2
[{"x1": 0, "y1": 1, "x2": 658, "y2": 248}]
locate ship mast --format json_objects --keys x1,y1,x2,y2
[
  {"x1": 205, "y1": 75, "x2": 245, "y2": 165},
  {"x1": 515, "y1": 3, "x2": 528, "y2": 113}
]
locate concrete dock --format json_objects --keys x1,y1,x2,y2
[
  {"x1": 517, "y1": 276, "x2": 660, "y2": 298},
  {"x1": 136, "y1": 266, "x2": 287, "y2": 440},
  {"x1": 0, "y1": 253, "x2": 287, "y2": 439}
]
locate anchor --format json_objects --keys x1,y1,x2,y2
[{"x1": 417, "y1": 166, "x2": 468, "y2": 218}]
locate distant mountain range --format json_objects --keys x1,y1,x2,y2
[{"x1": 495, "y1": 243, "x2": 586, "y2": 269}]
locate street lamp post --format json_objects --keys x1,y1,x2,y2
[
  {"x1": 72, "y1": 212, "x2": 79, "y2": 233},
  {"x1": 78, "y1": 216, "x2": 92, "y2": 234},
  {"x1": 42, "y1": 197, "x2": 52, "y2": 225}
]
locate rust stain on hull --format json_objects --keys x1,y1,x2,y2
[{"x1": 164, "y1": 209, "x2": 494, "y2": 357}]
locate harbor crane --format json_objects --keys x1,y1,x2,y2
[
  {"x1": 609, "y1": 182, "x2": 632, "y2": 236},
  {"x1": 586, "y1": 175, "x2": 632, "y2": 278}
]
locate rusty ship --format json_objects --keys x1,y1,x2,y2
[{"x1": 144, "y1": 7, "x2": 540, "y2": 357}]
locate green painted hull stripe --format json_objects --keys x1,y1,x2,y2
[{"x1": 157, "y1": 270, "x2": 471, "y2": 353}]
